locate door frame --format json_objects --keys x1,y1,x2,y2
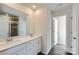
[
  {"x1": 51, "y1": 14, "x2": 72, "y2": 52},
  {"x1": 51, "y1": 15, "x2": 67, "y2": 47}
]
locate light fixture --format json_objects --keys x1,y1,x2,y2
[
  {"x1": 32, "y1": 5, "x2": 36, "y2": 9},
  {"x1": 5, "y1": 14, "x2": 8, "y2": 16}
]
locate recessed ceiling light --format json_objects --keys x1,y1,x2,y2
[{"x1": 32, "y1": 5, "x2": 36, "y2": 8}]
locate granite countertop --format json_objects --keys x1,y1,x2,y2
[{"x1": 0, "y1": 34, "x2": 41, "y2": 52}]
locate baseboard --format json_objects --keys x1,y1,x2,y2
[
  {"x1": 37, "y1": 52, "x2": 45, "y2": 55},
  {"x1": 65, "y1": 51, "x2": 73, "y2": 55}
]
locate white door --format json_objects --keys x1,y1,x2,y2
[
  {"x1": 0, "y1": 15, "x2": 9, "y2": 38},
  {"x1": 51, "y1": 17, "x2": 58, "y2": 47},
  {"x1": 51, "y1": 16, "x2": 67, "y2": 47},
  {"x1": 53, "y1": 18, "x2": 58, "y2": 45},
  {"x1": 57, "y1": 16, "x2": 66, "y2": 45}
]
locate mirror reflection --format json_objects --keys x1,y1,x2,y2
[{"x1": 0, "y1": 13, "x2": 27, "y2": 39}]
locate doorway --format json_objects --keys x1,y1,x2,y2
[
  {"x1": 53, "y1": 17, "x2": 58, "y2": 45},
  {"x1": 52, "y1": 15, "x2": 66, "y2": 47}
]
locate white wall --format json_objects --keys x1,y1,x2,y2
[
  {"x1": 34, "y1": 7, "x2": 51, "y2": 54},
  {"x1": 57, "y1": 16, "x2": 66, "y2": 45},
  {"x1": 72, "y1": 4, "x2": 79, "y2": 55}
]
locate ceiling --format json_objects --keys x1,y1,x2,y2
[{"x1": 20, "y1": 3, "x2": 73, "y2": 11}]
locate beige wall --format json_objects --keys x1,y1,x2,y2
[{"x1": 34, "y1": 7, "x2": 51, "y2": 54}]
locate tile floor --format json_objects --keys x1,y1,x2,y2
[
  {"x1": 38, "y1": 43, "x2": 72, "y2": 55},
  {"x1": 48, "y1": 43, "x2": 72, "y2": 55}
]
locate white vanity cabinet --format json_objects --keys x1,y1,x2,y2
[
  {"x1": 26, "y1": 41, "x2": 34, "y2": 55},
  {"x1": 0, "y1": 43, "x2": 25, "y2": 55},
  {"x1": 12, "y1": 48, "x2": 26, "y2": 55},
  {"x1": 0, "y1": 36, "x2": 41, "y2": 55},
  {"x1": 33, "y1": 37, "x2": 41, "y2": 55}
]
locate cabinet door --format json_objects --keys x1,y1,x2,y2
[
  {"x1": 12, "y1": 48, "x2": 26, "y2": 55},
  {"x1": 26, "y1": 41, "x2": 34, "y2": 55},
  {"x1": 0, "y1": 43, "x2": 25, "y2": 55},
  {"x1": 34, "y1": 37, "x2": 41, "y2": 55},
  {"x1": 72, "y1": 39, "x2": 77, "y2": 54}
]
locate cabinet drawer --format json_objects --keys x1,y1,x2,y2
[
  {"x1": 12, "y1": 48, "x2": 26, "y2": 55},
  {"x1": 0, "y1": 43, "x2": 25, "y2": 55}
]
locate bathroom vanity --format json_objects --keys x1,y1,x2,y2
[
  {"x1": 0, "y1": 14, "x2": 41, "y2": 55},
  {"x1": 0, "y1": 4, "x2": 42, "y2": 55},
  {"x1": 0, "y1": 34, "x2": 41, "y2": 55}
]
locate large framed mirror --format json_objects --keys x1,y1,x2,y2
[{"x1": 0, "y1": 4, "x2": 28, "y2": 40}]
